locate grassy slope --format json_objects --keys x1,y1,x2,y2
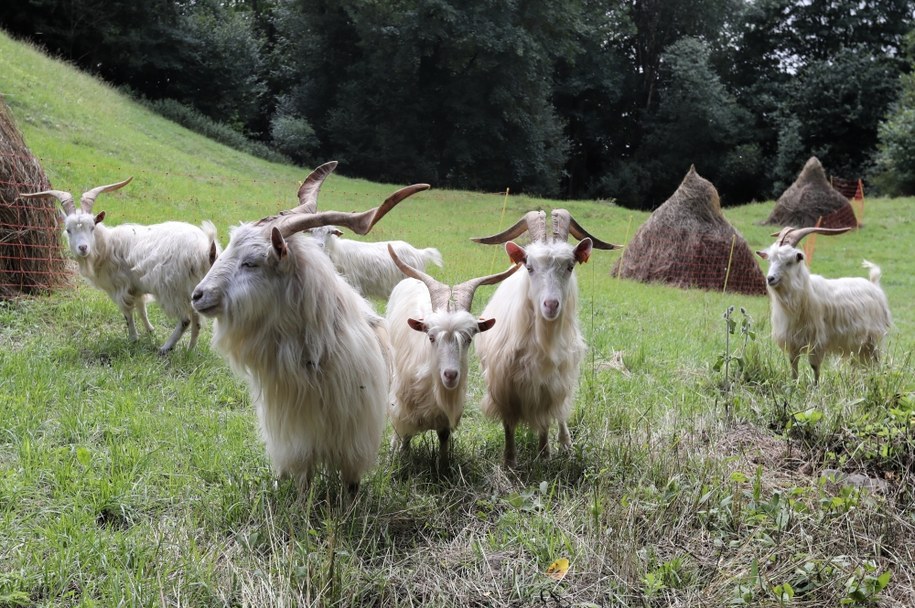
[{"x1": 2, "y1": 30, "x2": 914, "y2": 606}]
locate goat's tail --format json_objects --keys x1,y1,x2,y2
[
  {"x1": 200, "y1": 220, "x2": 221, "y2": 249},
  {"x1": 862, "y1": 260, "x2": 881, "y2": 285},
  {"x1": 424, "y1": 247, "x2": 444, "y2": 268}
]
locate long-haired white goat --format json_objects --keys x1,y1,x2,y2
[
  {"x1": 756, "y1": 226, "x2": 891, "y2": 383},
  {"x1": 385, "y1": 244, "x2": 520, "y2": 471},
  {"x1": 473, "y1": 210, "x2": 620, "y2": 467},
  {"x1": 308, "y1": 224, "x2": 442, "y2": 300},
  {"x1": 22, "y1": 178, "x2": 219, "y2": 354},
  {"x1": 191, "y1": 161, "x2": 429, "y2": 492}
]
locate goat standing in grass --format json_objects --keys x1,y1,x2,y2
[
  {"x1": 756, "y1": 226, "x2": 891, "y2": 383},
  {"x1": 473, "y1": 210, "x2": 620, "y2": 467},
  {"x1": 191, "y1": 162, "x2": 428, "y2": 492},
  {"x1": 385, "y1": 244, "x2": 520, "y2": 472},
  {"x1": 22, "y1": 178, "x2": 220, "y2": 354}
]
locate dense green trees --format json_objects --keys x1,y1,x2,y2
[{"x1": 1, "y1": 0, "x2": 912, "y2": 207}]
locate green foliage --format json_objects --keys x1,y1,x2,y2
[{"x1": 872, "y1": 32, "x2": 915, "y2": 196}]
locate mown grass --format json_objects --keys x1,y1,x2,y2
[{"x1": 2, "y1": 30, "x2": 915, "y2": 607}]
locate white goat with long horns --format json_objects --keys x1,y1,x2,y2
[
  {"x1": 385, "y1": 244, "x2": 520, "y2": 471},
  {"x1": 191, "y1": 161, "x2": 429, "y2": 492},
  {"x1": 472, "y1": 210, "x2": 621, "y2": 467},
  {"x1": 21, "y1": 178, "x2": 220, "y2": 354},
  {"x1": 756, "y1": 226, "x2": 891, "y2": 383}
]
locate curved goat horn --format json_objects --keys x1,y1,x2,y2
[
  {"x1": 271, "y1": 183, "x2": 430, "y2": 237},
  {"x1": 472, "y1": 210, "x2": 547, "y2": 244},
  {"x1": 80, "y1": 177, "x2": 133, "y2": 213},
  {"x1": 450, "y1": 263, "x2": 521, "y2": 312},
  {"x1": 771, "y1": 226, "x2": 852, "y2": 248},
  {"x1": 550, "y1": 209, "x2": 622, "y2": 250},
  {"x1": 293, "y1": 161, "x2": 338, "y2": 214},
  {"x1": 20, "y1": 189, "x2": 77, "y2": 216},
  {"x1": 387, "y1": 244, "x2": 452, "y2": 311}
]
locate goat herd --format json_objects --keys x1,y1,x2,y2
[{"x1": 22, "y1": 162, "x2": 892, "y2": 493}]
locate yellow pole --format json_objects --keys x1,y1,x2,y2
[{"x1": 723, "y1": 233, "x2": 736, "y2": 293}]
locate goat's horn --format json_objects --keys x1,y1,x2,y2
[
  {"x1": 80, "y1": 177, "x2": 133, "y2": 213},
  {"x1": 20, "y1": 189, "x2": 77, "y2": 216},
  {"x1": 274, "y1": 183, "x2": 430, "y2": 237},
  {"x1": 293, "y1": 161, "x2": 338, "y2": 214},
  {"x1": 387, "y1": 244, "x2": 452, "y2": 310},
  {"x1": 472, "y1": 210, "x2": 547, "y2": 244},
  {"x1": 551, "y1": 209, "x2": 622, "y2": 250},
  {"x1": 772, "y1": 226, "x2": 852, "y2": 247},
  {"x1": 451, "y1": 263, "x2": 521, "y2": 312}
]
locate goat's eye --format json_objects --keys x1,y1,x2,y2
[
  {"x1": 65, "y1": 228, "x2": 71, "y2": 234},
  {"x1": 525, "y1": 264, "x2": 533, "y2": 274},
  {"x1": 428, "y1": 335, "x2": 436, "y2": 343},
  {"x1": 567, "y1": 263, "x2": 575, "y2": 272},
  {"x1": 241, "y1": 260, "x2": 258, "y2": 269}
]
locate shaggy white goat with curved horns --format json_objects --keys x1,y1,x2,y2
[
  {"x1": 756, "y1": 226, "x2": 891, "y2": 383},
  {"x1": 191, "y1": 162, "x2": 429, "y2": 492},
  {"x1": 473, "y1": 209, "x2": 621, "y2": 467},
  {"x1": 386, "y1": 243, "x2": 520, "y2": 472},
  {"x1": 21, "y1": 177, "x2": 220, "y2": 354}
]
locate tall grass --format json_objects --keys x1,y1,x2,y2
[{"x1": 1, "y1": 29, "x2": 914, "y2": 606}]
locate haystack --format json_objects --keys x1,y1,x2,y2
[
  {"x1": 613, "y1": 166, "x2": 766, "y2": 296},
  {"x1": 764, "y1": 156, "x2": 858, "y2": 229},
  {"x1": 0, "y1": 96, "x2": 69, "y2": 298}
]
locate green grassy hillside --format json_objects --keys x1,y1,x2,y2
[{"x1": 2, "y1": 29, "x2": 914, "y2": 607}]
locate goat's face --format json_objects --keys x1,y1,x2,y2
[
  {"x1": 307, "y1": 226, "x2": 342, "y2": 253},
  {"x1": 409, "y1": 310, "x2": 495, "y2": 390},
  {"x1": 508, "y1": 239, "x2": 591, "y2": 321},
  {"x1": 62, "y1": 210, "x2": 105, "y2": 258},
  {"x1": 192, "y1": 224, "x2": 298, "y2": 323},
  {"x1": 756, "y1": 245, "x2": 808, "y2": 291}
]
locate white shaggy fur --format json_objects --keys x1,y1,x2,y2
[
  {"x1": 475, "y1": 239, "x2": 592, "y2": 466},
  {"x1": 310, "y1": 226, "x2": 443, "y2": 299},
  {"x1": 62, "y1": 211, "x2": 219, "y2": 354},
  {"x1": 192, "y1": 226, "x2": 389, "y2": 490},
  {"x1": 386, "y1": 280, "x2": 495, "y2": 470},
  {"x1": 757, "y1": 243, "x2": 891, "y2": 383}
]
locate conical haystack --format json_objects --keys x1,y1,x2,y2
[
  {"x1": 613, "y1": 166, "x2": 766, "y2": 295},
  {"x1": 764, "y1": 157, "x2": 858, "y2": 229},
  {"x1": 0, "y1": 96, "x2": 69, "y2": 298}
]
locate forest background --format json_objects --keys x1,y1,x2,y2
[{"x1": 2, "y1": 0, "x2": 913, "y2": 207}]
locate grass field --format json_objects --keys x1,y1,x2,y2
[{"x1": 2, "y1": 30, "x2": 915, "y2": 607}]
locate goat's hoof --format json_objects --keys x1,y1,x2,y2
[{"x1": 157, "y1": 346, "x2": 172, "y2": 356}]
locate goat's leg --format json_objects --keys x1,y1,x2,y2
[
  {"x1": 137, "y1": 297, "x2": 154, "y2": 333},
  {"x1": 788, "y1": 349, "x2": 802, "y2": 380},
  {"x1": 537, "y1": 430, "x2": 551, "y2": 459},
  {"x1": 187, "y1": 311, "x2": 201, "y2": 350},
  {"x1": 809, "y1": 350, "x2": 824, "y2": 385},
  {"x1": 118, "y1": 301, "x2": 139, "y2": 341},
  {"x1": 503, "y1": 421, "x2": 517, "y2": 468},
  {"x1": 558, "y1": 421, "x2": 572, "y2": 451},
  {"x1": 158, "y1": 318, "x2": 191, "y2": 355},
  {"x1": 437, "y1": 428, "x2": 451, "y2": 473}
]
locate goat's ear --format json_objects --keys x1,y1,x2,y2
[
  {"x1": 477, "y1": 318, "x2": 496, "y2": 333},
  {"x1": 505, "y1": 241, "x2": 527, "y2": 265},
  {"x1": 331, "y1": 228, "x2": 343, "y2": 237},
  {"x1": 796, "y1": 252, "x2": 804, "y2": 263},
  {"x1": 407, "y1": 318, "x2": 428, "y2": 333},
  {"x1": 94, "y1": 211, "x2": 106, "y2": 224},
  {"x1": 208, "y1": 241, "x2": 218, "y2": 265},
  {"x1": 756, "y1": 250, "x2": 768, "y2": 260},
  {"x1": 57, "y1": 209, "x2": 67, "y2": 224},
  {"x1": 270, "y1": 227, "x2": 288, "y2": 259},
  {"x1": 574, "y1": 238, "x2": 593, "y2": 264}
]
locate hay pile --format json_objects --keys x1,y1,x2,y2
[
  {"x1": 0, "y1": 96, "x2": 69, "y2": 298},
  {"x1": 613, "y1": 166, "x2": 766, "y2": 296},
  {"x1": 764, "y1": 157, "x2": 858, "y2": 229}
]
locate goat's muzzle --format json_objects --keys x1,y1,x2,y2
[{"x1": 191, "y1": 287, "x2": 221, "y2": 316}]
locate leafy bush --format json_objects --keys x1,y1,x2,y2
[{"x1": 270, "y1": 113, "x2": 319, "y2": 164}]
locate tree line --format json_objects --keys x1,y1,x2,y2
[{"x1": 2, "y1": 0, "x2": 913, "y2": 208}]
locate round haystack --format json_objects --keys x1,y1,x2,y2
[
  {"x1": 613, "y1": 166, "x2": 767, "y2": 296},
  {"x1": 0, "y1": 96, "x2": 69, "y2": 298},
  {"x1": 763, "y1": 156, "x2": 859, "y2": 229}
]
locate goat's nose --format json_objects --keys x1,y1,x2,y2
[
  {"x1": 544, "y1": 299, "x2": 560, "y2": 315},
  {"x1": 191, "y1": 288, "x2": 203, "y2": 302},
  {"x1": 78, "y1": 244, "x2": 87, "y2": 254},
  {"x1": 767, "y1": 276, "x2": 776, "y2": 285},
  {"x1": 443, "y1": 370, "x2": 458, "y2": 384}
]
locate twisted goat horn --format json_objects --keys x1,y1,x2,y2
[
  {"x1": 292, "y1": 161, "x2": 338, "y2": 215},
  {"x1": 20, "y1": 188, "x2": 77, "y2": 216},
  {"x1": 551, "y1": 209, "x2": 622, "y2": 250},
  {"x1": 80, "y1": 177, "x2": 133, "y2": 213},
  {"x1": 269, "y1": 183, "x2": 430, "y2": 237},
  {"x1": 471, "y1": 210, "x2": 547, "y2": 244},
  {"x1": 771, "y1": 226, "x2": 852, "y2": 248},
  {"x1": 450, "y1": 264, "x2": 521, "y2": 313},
  {"x1": 387, "y1": 244, "x2": 452, "y2": 311}
]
